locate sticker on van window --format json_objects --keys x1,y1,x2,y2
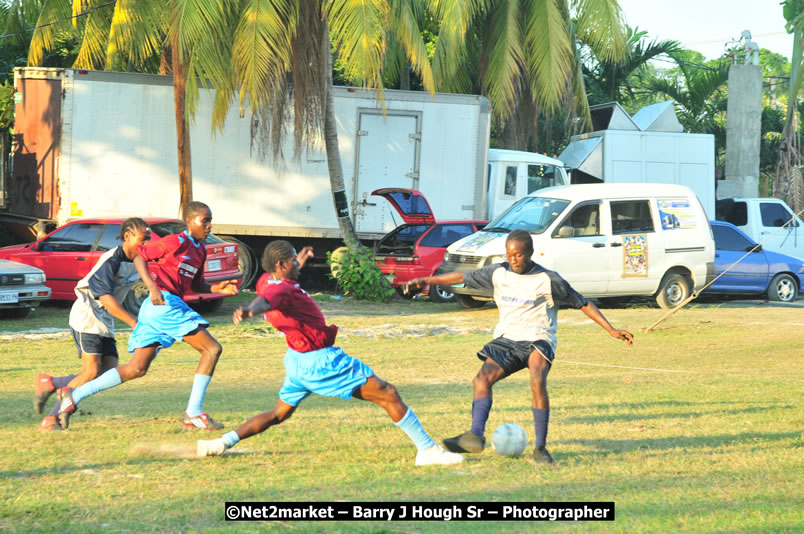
[
  {"x1": 657, "y1": 199, "x2": 696, "y2": 230},
  {"x1": 457, "y1": 232, "x2": 507, "y2": 253},
  {"x1": 622, "y1": 234, "x2": 648, "y2": 277}
]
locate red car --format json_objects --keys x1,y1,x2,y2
[
  {"x1": 0, "y1": 217, "x2": 242, "y2": 313},
  {"x1": 372, "y1": 188, "x2": 486, "y2": 303}
]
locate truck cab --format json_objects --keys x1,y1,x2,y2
[
  {"x1": 485, "y1": 149, "x2": 568, "y2": 220},
  {"x1": 716, "y1": 197, "x2": 804, "y2": 262}
]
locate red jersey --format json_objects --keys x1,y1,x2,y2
[
  {"x1": 257, "y1": 275, "x2": 338, "y2": 352},
  {"x1": 137, "y1": 231, "x2": 206, "y2": 298}
]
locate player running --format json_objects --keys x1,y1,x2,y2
[
  {"x1": 34, "y1": 218, "x2": 151, "y2": 431},
  {"x1": 404, "y1": 229, "x2": 633, "y2": 464},
  {"x1": 196, "y1": 240, "x2": 465, "y2": 466},
  {"x1": 55, "y1": 202, "x2": 238, "y2": 430}
]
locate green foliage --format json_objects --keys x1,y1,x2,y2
[{"x1": 327, "y1": 242, "x2": 395, "y2": 302}]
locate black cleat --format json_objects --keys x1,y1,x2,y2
[
  {"x1": 532, "y1": 446, "x2": 554, "y2": 464},
  {"x1": 443, "y1": 431, "x2": 486, "y2": 453}
]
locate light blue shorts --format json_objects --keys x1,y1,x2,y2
[
  {"x1": 128, "y1": 291, "x2": 209, "y2": 352},
  {"x1": 279, "y1": 346, "x2": 374, "y2": 406}
]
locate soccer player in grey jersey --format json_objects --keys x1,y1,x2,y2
[{"x1": 405, "y1": 229, "x2": 633, "y2": 463}]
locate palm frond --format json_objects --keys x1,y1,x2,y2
[
  {"x1": 106, "y1": 0, "x2": 165, "y2": 69},
  {"x1": 483, "y1": 0, "x2": 525, "y2": 124},
  {"x1": 73, "y1": 2, "x2": 112, "y2": 69},
  {"x1": 572, "y1": 0, "x2": 627, "y2": 62},
  {"x1": 28, "y1": 0, "x2": 73, "y2": 65},
  {"x1": 168, "y1": 0, "x2": 228, "y2": 65},
  {"x1": 327, "y1": 0, "x2": 387, "y2": 93},
  {"x1": 429, "y1": 0, "x2": 484, "y2": 92},
  {"x1": 389, "y1": 0, "x2": 434, "y2": 93},
  {"x1": 524, "y1": 0, "x2": 574, "y2": 110}
]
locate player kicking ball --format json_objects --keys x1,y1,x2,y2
[
  {"x1": 197, "y1": 240, "x2": 464, "y2": 466},
  {"x1": 405, "y1": 230, "x2": 633, "y2": 464}
]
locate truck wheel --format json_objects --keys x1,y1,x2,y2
[
  {"x1": 456, "y1": 294, "x2": 486, "y2": 309},
  {"x1": 429, "y1": 285, "x2": 456, "y2": 303},
  {"x1": 655, "y1": 273, "x2": 690, "y2": 309},
  {"x1": 767, "y1": 273, "x2": 798, "y2": 302},
  {"x1": 220, "y1": 237, "x2": 258, "y2": 290},
  {"x1": 122, "y1": 282, "x2": 149, "y2": 316}
]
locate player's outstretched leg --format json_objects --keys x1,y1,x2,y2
[
  {"x1": 354, "y1": 375, "x2": 464, "y2": 466},
  {"x1": 528, "y1": 348, "x2": 554, "y2": 464},
  {"x1": 182, "y1": 328, "x2": 224, "y2": 430},
  {"x1": 34, "y1": 373, "x2": 78, "y2": 415},
  {"x1": 197, "y1": 400, "x2": 297, "y2": 456},
  {"x1": 443, "y1": 360, "x2": 506, "y2": 453}
]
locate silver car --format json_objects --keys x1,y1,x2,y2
[{"x1": 0, "y1": 259, "x2": 51, "y2": 318}]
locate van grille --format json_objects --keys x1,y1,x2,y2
[{"x1": 447, "y1": 254, "x2": 483, "y2": 267}]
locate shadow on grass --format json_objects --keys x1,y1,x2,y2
[{"x1": 562, "y1": 403, "x2": 795, "y2": 424}]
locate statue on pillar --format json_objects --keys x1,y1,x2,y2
[{"x1": 741, "y1": 30, "x2": 760, "y2": 65}]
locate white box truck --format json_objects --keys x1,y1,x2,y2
[{"x1": 4, "y1": 68, "x2": 566, "y2": 285}]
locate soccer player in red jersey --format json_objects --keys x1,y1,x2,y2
[
  {"x1": 197, "y1": 240, "x2": 465, "y2": 466},
  {"x1": 56, "y1": 202, "x2": 238, "y2": 430}
]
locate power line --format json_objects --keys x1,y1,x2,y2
[{"x1": 0, "y1": 0, "x2": 117, "y2": 42}]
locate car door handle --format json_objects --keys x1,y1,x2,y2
[
  {"x1": 592, "y1": 243, "x2": 605, "y2": 248},
  {"x1": 610, "y1": 242, "x2": 622, "y2": 248},
  {"x1": 76, "y1": 257, "x2": 88, "y2": 261},
  {"x1": 715, "y1": 253, "x2": 720, "y2": 257}
]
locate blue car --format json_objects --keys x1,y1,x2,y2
[{"x1": 706, "y1": 221, "x2": 803, "y2": 302}]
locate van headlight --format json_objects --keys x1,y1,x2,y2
[
  {"x1": 487, "y1": 255, "x2": 505, "y2": 266},
  {"x1": 25, "y1": 273, "x2": 45, "y2": 284},
  {"x1": 443, "y1": 251, "x2": 450, "y2": 263}
]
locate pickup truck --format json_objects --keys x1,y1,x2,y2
[{"x1": 716, "y1": 197, "x2": 804, "y2": 262}]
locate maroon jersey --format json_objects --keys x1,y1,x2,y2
[
  {"x1": 137, "y1": 231, "x2": 206, "y2": 298},
  {"x1": 257, "y1": 274, "x2": 338, "y2": 352}
]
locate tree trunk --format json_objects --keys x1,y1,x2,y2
[
  {"x1": 323, "y1": 24, "x2": 361, "y2": 250},
  {"x1": 172, "y1": 43, "x2": 192, "y2": 214}
]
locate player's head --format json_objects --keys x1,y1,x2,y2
[
  {"x1": 505, "y1": 229, "x2": 534, "y2": 274},
  {"x1": 262, "y1": 240, "x2": 300, "y2": 280},
  {"x1": 119, "y1": 218, "x2": 151, "y2": 258},
  {"x1": 182, "y1": 201, "x2": 212, "y2": 241}
]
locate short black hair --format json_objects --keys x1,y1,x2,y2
[
  {"x1": 262, "y1": 240, "x2": 295, "y2": 273},
  {"x1": 506, "y1": 229, "x2": 533, "y2": 254},
  {"x1": 118, "y1": 217, "x2": 149, "y2": 240},
  {"x1": 183, "y1": 201, "x2": 210, "y2": 221}
]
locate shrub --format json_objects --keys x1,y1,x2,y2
[{"x1": 327, "y1": 242, "x2": 395, "y2": 302}]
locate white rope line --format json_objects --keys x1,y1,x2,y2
[{"x1": 560, "y1": 360, "x2": 694, "y2": 373}]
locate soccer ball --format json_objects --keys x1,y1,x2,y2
[{"x1": 491, "y1": 423, "x2": 528, "y2": 457}]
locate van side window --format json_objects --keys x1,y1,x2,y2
[
  {"x1": 555, "y1": 203, "x2": 600, "y2": 238},
  {"x1": 611, "y1": 200, "x2": 655, "y2": 234},
  {"x1": 527, "y1": 164, "x2": 556, "y2": 194},
  {"x1": 760, "y1": 202, "x2": 797, "y2": 227},
  {"x1": 503, "y1": 166, "x2": 517, "y2": 197}
]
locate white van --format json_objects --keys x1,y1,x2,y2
[{"x1": 440, "y1": 183, "x2": 716, "y2": 308}]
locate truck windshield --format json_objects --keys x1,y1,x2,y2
[{"x1": 483, "y1": 197, "x2": 570, "y2": 233}]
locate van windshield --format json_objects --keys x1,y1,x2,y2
[{"x1": 483, "y1": 197, "x2": 570, "y2": 233}]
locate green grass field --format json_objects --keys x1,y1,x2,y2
[{"x1": 1, "y1": 294, "x2": 802, "y2": 533}]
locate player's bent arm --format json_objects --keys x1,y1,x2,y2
[
  {"x1": 133, "y1": 255, "x2": 164, "y2": 305},
  {"x1": 233, "y1": 297, "x2": 272, "y2": 325},
  {"x1": 98, "y1": 294, "x2": 138, "y2": 329},
  {"x1": 580, "y1": 301, "x2": 634, "y2": 347},
  {"x1": 297, "y1": 246, "x2": 314, "y2": 270}
]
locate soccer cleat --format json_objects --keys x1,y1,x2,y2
[
  {"x1": 182, "y1": 412, "x2": 224, "y2": 430},
  {"x1": 415, "y1": 444, "x2": 465, "y2": 466},
  {"x1": 442, "y1": 431, "x2": 486, "y2": 453},
  {"x1": 38, "y1": 415, "x2": 62, "y2": 432},
  {"x1": 532, "y1": 446, "x2": 554, "y2": 464},
  {"x1": 197, "y1": 438, "x2": 227, "y2": 457},
  {"x1": 33, "y1": 373, "x2": 56, "y2": 414},
  {"x1": 56, "y1": 388, "x2": 77, "y2": 429}
]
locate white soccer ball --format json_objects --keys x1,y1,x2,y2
[{"x1": 491, "y1": 423, "x2": 528, "y2": 457}]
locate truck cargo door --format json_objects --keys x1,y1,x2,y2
[{"x1": 353, "y1": 110, "x2": 420, "y2": 234}]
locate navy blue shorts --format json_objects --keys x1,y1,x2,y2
[
  {"x1": 71, "y1": 328, "x2": 119, "y2": 359},
  {"x1": 477, "y1": 337, "x2": 554, "y2": 377}
]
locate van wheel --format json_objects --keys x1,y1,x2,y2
[
  {"x1": 429, "y1": 285, "x2": 456, "y2": 303},
  {"x1": 655, "y1": 273, "x2": 690, "y2": 309},
  {"x1": 456, "y1": 294, "x2": 486, "y2": 309},
  {"x1": 122, "y1": 281, "x2": 149, "y2": 315},
  {"x1": 767, "y1": 273, "x2": 798, "y2": 302}
]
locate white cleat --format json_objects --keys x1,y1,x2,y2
[
  {"x1": 415, "y1": 444, "x2": 465, "y2": 466},
  {"x1": 197, "y1": 438, "x2": 227, "y2": 457}
]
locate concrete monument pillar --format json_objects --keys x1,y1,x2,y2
[{"x1": 721, "y1": 63, "x2": 763, "y2": 199}]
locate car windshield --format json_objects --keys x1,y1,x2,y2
[
  {"x1": 483, "y1": 197, "x2": 570, "y2": 233},
  {"x1": 149, "y1": 222, "x2": 225, "y2": 244},
  {"x1": 375, "y1": 224, "x2": 430, "y2": 254}
]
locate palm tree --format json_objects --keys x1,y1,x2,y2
[{"x1": 430, "y1": 0, "x2": 628, "y2": 151}]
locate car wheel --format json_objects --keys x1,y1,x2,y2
[
  {"x1": 767, "y1": 273, "x2": 798, "y2": 302},
  {"x1": 219, "y1": 237, "x2": 258, "y2": 290},
  {"x1": 456, "y1": 294, "x2": 486, "y2": 309},
  {"x1": 190, "y1": 298, "x2": 224, "y2": 313},
  {"x1": 429, "y1": 284, "x2": 456, "y2": 303},
  {"x1": 655, "y1": 273, "x2": 690, "y2": 309},
  {"x1": 122, "y1": 281, "x2": 149, "y2": 316}
]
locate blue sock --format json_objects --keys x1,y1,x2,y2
[
  {"x1": 186, "y1": 374, "x2": 212, "y2": 417},
  {"x1": 52, "y1": 374, "x2": 77, "y2": 389},
  {"x1": 222, "y1": 431, "x2": 241, "y2": 448},
  {"x1": 394, "y1": 408, "x2": 436, "y2": 451},
  {"x1": 533, "y1": 408, "x2": 550, "y2": 449},
  {"x1": 72, "y1": 369, "x2": 122, "y2": 405},
  {"x1": 470, "y1": 397, "x2": 492, "y2": 437}
]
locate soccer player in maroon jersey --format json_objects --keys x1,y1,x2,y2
[
  {"x1": 56, "y1": 202, "x2": 238, "y2": 430},
  {"x1": 196, "y1": 241, "x2": 465, "y2": 466}
]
